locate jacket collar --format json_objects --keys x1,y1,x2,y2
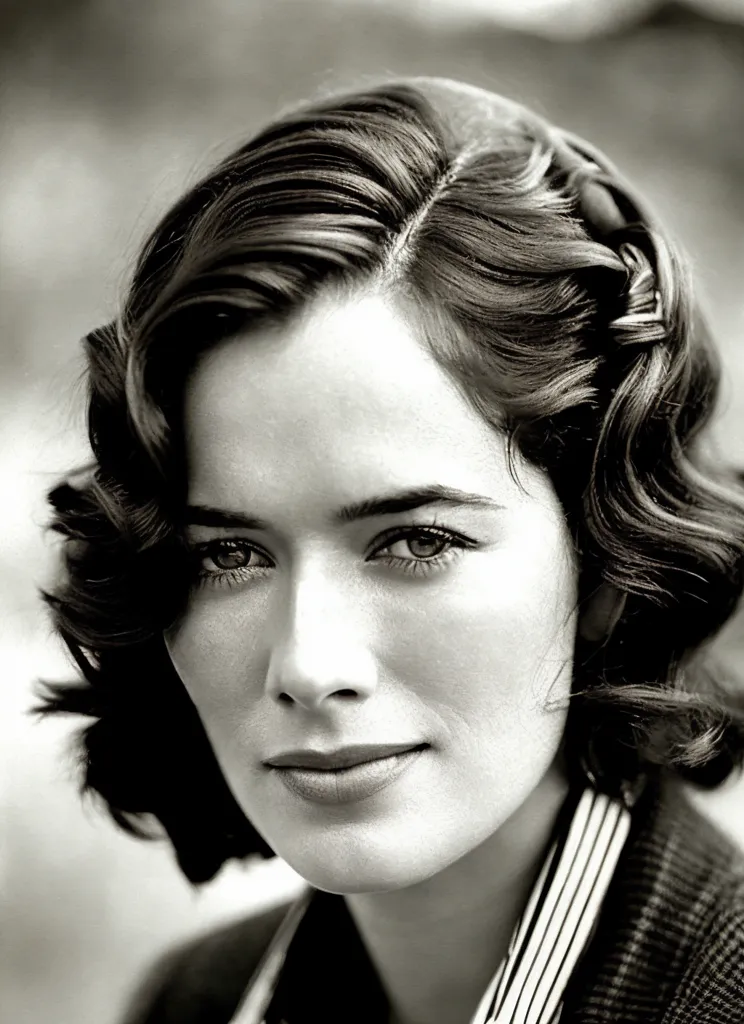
[{"x1": 562, "y1": 773, "x2": 744, "y2": 1021}]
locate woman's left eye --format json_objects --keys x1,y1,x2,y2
[{"x1": 370, "y1": 526, "x2": 476, "y2": 577}]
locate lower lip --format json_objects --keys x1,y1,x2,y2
[{"x1": 271, "y1": 748, "x2": 426, "y2": 805}]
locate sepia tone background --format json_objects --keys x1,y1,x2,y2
[{"x1": 2, "y1": 1, "x2": 744, "y2": 1021}]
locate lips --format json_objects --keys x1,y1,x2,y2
[
  {"x1": 265, "y1": 744, "x2": 429, "y2": 805},
  {"x1": 264, "y1": 742, "x2": 427, "y2": 771}
]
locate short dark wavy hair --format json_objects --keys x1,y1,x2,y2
[{"x1": 38, "y1": 76, "x2": 744, "y2": 883}]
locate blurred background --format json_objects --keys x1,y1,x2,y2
[{"x1": 2, "y1": 0, "x2": 744, "y2": 1020}]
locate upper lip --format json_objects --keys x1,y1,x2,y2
[{"x1": 264, "y1": 743, "x2": 426, "y2": 770}]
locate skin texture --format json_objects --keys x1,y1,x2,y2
[{"x1": 165, "y1": 285, "x2": 584, "y2": 1021}]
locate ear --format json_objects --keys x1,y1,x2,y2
[{"x1": 578, "y1": 583, "x2": 626, "y2": 643}]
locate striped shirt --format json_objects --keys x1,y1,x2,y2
[{"x1": 230, "y1": 786, "x2": 633, "y2": 1024}]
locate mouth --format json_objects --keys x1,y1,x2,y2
[
  {"x1": 263, "y1": 743, "x2": 430, "y2": 805},
  {"x1": 263, "y1": 742, "x2": 429, "y2": 771}
]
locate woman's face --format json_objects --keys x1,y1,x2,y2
[{"x1": 166, "y1": 287, "x2": 580, "y2": 893}]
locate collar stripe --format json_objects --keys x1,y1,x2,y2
[
  {"x1": 507, "y1": 794, "x2": 617, "y2": 1019},
  {"x1": 533, "y1": 805, "x2": 630, "y2": 1023},
  {"x1": 483, "y1": 789, "x2": 631, "y2": 1024}
]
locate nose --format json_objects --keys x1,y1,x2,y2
[{"x1": 265, "y1": 568, "x2": 378, "y2": 711}]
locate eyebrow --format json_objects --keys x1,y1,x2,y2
[{"x1": 184, "y1": 485, "x2": 503, "y2": 530}]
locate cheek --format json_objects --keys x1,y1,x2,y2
[
  {"x1": 164, "y1": 599, "x2": 267, "y2": 742},
  {"x1": 379, "y1": 538, "x2": 578, "y2": 715}
]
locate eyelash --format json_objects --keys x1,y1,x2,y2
[{"x1": 190, "y1": 524, "x2": 478, "y2": 589}]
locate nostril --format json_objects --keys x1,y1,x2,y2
[{"x1": 273, "y1": 683, "x2": 369, "y2": 708}]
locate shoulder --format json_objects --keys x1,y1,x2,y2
[
  {"x1": 657, "y1": 787, "x2": 744, "y2": 1023},
  {"x1": 564, "y1": 775, "x2": 744, "y2": 1022},
  {"x1": 662, "y1": 870, "x2": 744, "y2": 1023},
  {"x1": 119, "y1": 898, "x2": 293, "y2": 1024}
]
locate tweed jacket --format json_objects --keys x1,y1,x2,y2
[{"x1": 121, "y1": 776, "x2": 744, "y2": 1024}]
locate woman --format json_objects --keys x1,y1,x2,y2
[{"x1": 39, "y1": 76, "x2": 744, "y2": 1023}]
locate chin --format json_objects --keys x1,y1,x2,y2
[
  {"x1": 286, "y1": 853, "x2": 434, "y2": 895},
  {"x1": 271, "y1": 827, "x2": 467, "y2": 895}
]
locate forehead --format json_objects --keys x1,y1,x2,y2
[{"x1": 180, "y1": 289, "x2": 535, "y2": 511}]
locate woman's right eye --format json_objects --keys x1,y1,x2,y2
[{"x1": 192, "y1": 539, "x2": 273, "y2": 585}]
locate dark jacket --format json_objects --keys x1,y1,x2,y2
[{"x1": 121, "y1": 777, "x2": 744, "y2": 1023}]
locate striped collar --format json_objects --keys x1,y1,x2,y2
[{"x1": 231, "y1": 786, "x2": 633, "y2": 1024}]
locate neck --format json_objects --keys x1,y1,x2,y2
[{"x1": 344, "y1": 764, "x2": 570, "y2": 1024}]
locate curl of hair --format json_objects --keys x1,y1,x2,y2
[{"x1": 37, "y1": 77, "x2": 744, "y2": 883}]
